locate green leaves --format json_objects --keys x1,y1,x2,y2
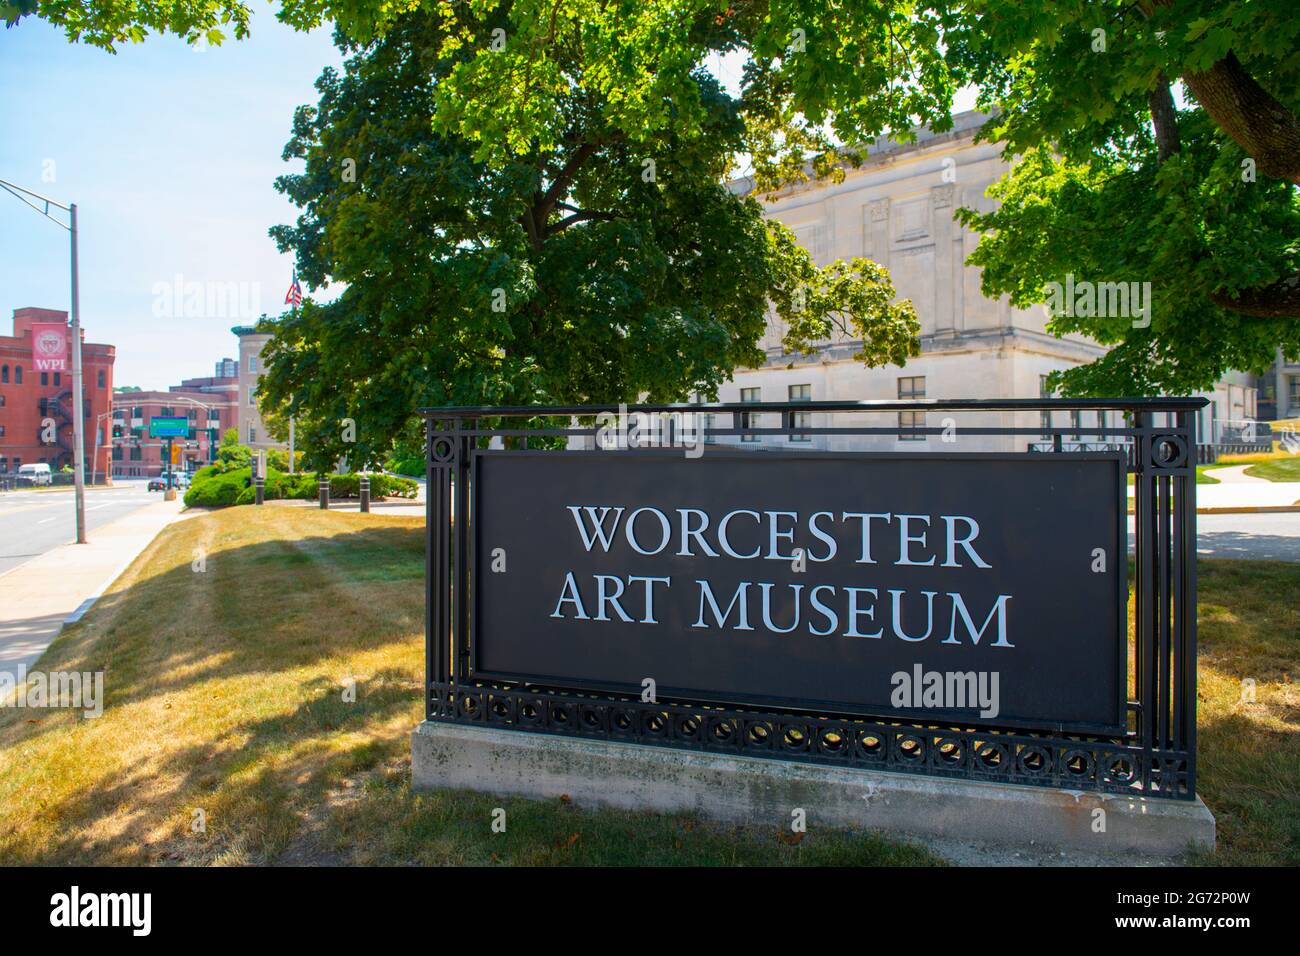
[
  {"x1": 13, "y1": 0, "x2": 252, "y2": 50},
  {"x1": 258, "y1": 10, "x2": 920, "y2": 467}
]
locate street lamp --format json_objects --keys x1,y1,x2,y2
[{"x1": 0, "y1": 176, "x2": 87, "y2": 543}]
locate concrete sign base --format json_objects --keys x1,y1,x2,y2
[{"x1": 412, "y1": 721, "x2": 1215, "y2": 859}]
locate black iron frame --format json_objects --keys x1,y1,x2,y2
[{"x1": 421, "y1": 397, "x2": 1205, "y2": 800}]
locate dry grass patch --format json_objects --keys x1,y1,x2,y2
[
  {"x1": 1, "y1": 508, "x2": 1295, "y2": 865},
  {"x1": 0, "y1": 507, "x2": 939, "y2": 867}
]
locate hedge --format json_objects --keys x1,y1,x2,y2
[
  {"x1": 183, "y1": 468, "x2": 416, "y2": 508},
  {"x1": 386, "y1": 457, "x2": 424, "y2": 477}
]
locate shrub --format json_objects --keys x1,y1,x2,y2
[
  {"x1": 183, "y1": 468, "x2": 249, "y2": 508},
  {"x1": 386, "y1": 457, "x2": 424, "y2": 477},
  {"x1": 371, "y1": 473, "x2": 418, "y2": 499},
  {"x1": 183, "y1": 468, "x2": 417, "y2": 508}
]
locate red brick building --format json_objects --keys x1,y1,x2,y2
[
  {"x1": 0, "y1": 307, "x2": 115, "y2": 480},
  {"x1": 111, "y1": 366, "x2": 238, "y2": 478}
]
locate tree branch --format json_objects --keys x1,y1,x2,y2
[
  {"x1": 540, "y1": 141, "x2": 599, "y2": 211},
  {"x1": 1209, "y1": 272, "x2": 1300, "y2": 319},
  {"x1": 1148, "y1": 73, "x2": 1181, "y2": 163},
  {"x1": 1181, "y1": 51, "x2": 1300, "y2": 185},
  {"x1": 1143, "y1": 0, "x2": 1300, "y2": 183},
  {"x1": 546, "y1": 209, "x2": 618, "y2": 236}
]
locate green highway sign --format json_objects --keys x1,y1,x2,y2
[{"x1": 148, "y1": 416, "x2": 190, "y2": 438}]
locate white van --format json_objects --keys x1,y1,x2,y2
[{"x1": 17, "y1": 463, "x2": 52, "y2": 486}]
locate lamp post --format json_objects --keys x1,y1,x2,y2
[{"x1": 0, "y1": 177, "x2": 87, "y2": 542}]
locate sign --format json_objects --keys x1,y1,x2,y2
[
  {"x1": 148, "y1": 416, "x2": 189, "y2": 439},
  {"x1": 30, "y1": 322, "x2": 68, "y2": 372},
  {"x1": 472, "y1": 451, "x2": 1127, "y2": 733}
]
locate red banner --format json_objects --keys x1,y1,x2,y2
[{"x1": 31, "y1": 322, "x2": 68, "y2": 372}]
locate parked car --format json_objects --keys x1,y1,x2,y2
[
  {"x1": 17, "y1": 463, "x2": 52, "y2": 486},
  {"x1": 147, "y1": 478, "x2": 167, "y2": 491}
]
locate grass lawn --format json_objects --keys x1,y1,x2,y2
[
  {"x1": 0, "y1": 507, "x2": 936, "y2": 866},
  {"x1": 0, "y1": 507, "x2": 1295, "y2": 866},
  {"x1": 1126, "y1": 467, "x2": 1223, "y2": 485},
  {"x1": 1242, "y1": 457, "x2": 1300, "y2": 482}
]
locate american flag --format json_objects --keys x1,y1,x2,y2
[{"x1": 284, "y1": 271, "x2": 303, "y2": 307}]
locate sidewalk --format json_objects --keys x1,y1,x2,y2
[
  {"x1": 0, "y1": 497, "x2": 188, "y2": 682},
  {"x1": 1127, "y1": 473, "x2": 1300, "y2": 513}
]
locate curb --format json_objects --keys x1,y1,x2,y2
[{"x1": 1125, "y1": 505, "x2": 1300, "y2": 516}]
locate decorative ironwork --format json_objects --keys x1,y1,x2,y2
[{"x1": 420, "y1": 398, "x2": 1203, "y2": 800}]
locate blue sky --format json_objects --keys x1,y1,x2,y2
[{"x1": 0, "y1": 16, "x2": 343, "y2": 389}]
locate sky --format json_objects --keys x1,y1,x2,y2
[
  {"x1": 0, "y1": 18, "x2": 976, "y2": 392},
  {"x1": 0, "y1": 16, "x2": 344, "y2": 390}
]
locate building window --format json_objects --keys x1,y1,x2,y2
[
  {"x1": 248, "y1": 386, "x2": 257, "y2": 406},
  {"x1": 740, "y1": 387, "x2": 761, "y2": 442},
  {"x1": 97, "y1": 370, "x2": 105, "y2": 388},
  {"x1": 112, "y1": 445, "x2": 122, "y2": 461},
  {"x1": 786, "y1": 384, "x2": 812, "y2": 441},
  {"x1": 898, "y1": 376, "x2": 926, "y2": 441},
  {"x1": 13, "y1": 366, "x2": 21, "y2": 384},
  {"x1": 0, "y1": 425, "x2": 5, "y2": 438},
  {"x1": 53, "y1": 372, "x2": 61, "y2": 387},
  {"x1": 1070, "y1": 410, "x2": 1083, "y2": 441},
  {"x1": 248, "y1": 424, "x2": 257, "y2": 444},
  {"x1": 1290, "y1": 376, "x2": 1300, "y2": 407},
  {"x1": 1, "y1": 365, "x2": 7, "y2": 383},
  {"x1": 40, "y1": 372, "x2": 48, "y2": 386},
  {"x1": 129, "y1": 446, "x2": 142, "y2": 461},
  {"x1": 692, "y1": 393, "x2": 717, "y2": 445},
  {"x1": 248, "y1": 355, "x2": 258, "y2": 373}
]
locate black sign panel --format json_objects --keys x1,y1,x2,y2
[{"x1": 472, "y1": 450, "x2": 1127, "y2": 733}]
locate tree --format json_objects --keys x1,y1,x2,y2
[
  {"x1": 215, "y1": 427, "x2": 251, "y2": 469},
  {"x1": 18, "y1": 0, "x2": 1299, "y2": 396},
  {"x1": 945, "y1": 0, "x2": 1300, "y2": 395},
  {"x1": 257, "y1": 8, "x2": 921, "y2": 468}
]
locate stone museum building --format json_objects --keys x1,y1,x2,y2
[{"x1": 700, "y1": 111, "x2": 1254, "y2": 452}]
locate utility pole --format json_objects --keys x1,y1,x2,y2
[
  {"x1": 70, "y1": 203, "x2": 86, "y2": 543},
  {"x1": 0, "y1": 178, "x2": 87, "y2": 543}
]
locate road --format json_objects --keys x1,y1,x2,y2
[
  {"x1": 0, "y1": 480, "x2": 162, "y2": 578},
  {"x1": 1128, "y1": 512, "x2": 1300, "y2": 561}
]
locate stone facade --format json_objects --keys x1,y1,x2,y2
[
  {"x1": 705, "y1": 111, "x2": 1250, "y2": 452},
  {"x1": 232, "y1": 325, "x2": 287, "y2": 454}
]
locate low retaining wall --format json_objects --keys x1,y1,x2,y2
[{"x1": 412, "y1": 721, "x2": 1215, "y2": 859}]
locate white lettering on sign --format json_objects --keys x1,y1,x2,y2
[{"x1": 552, "y1": 504, "x2": 1010, "y2": 646}]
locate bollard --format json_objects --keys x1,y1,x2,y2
[
  {"x1": 319, "y1": 475, "x2": 330, "y2": 510},
  {"x1": 254, "y1": 475, "x2": 265, "y2": 505},
  {"x1": 359, "y1": 474, "x2": 370, "y2": 513}
]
